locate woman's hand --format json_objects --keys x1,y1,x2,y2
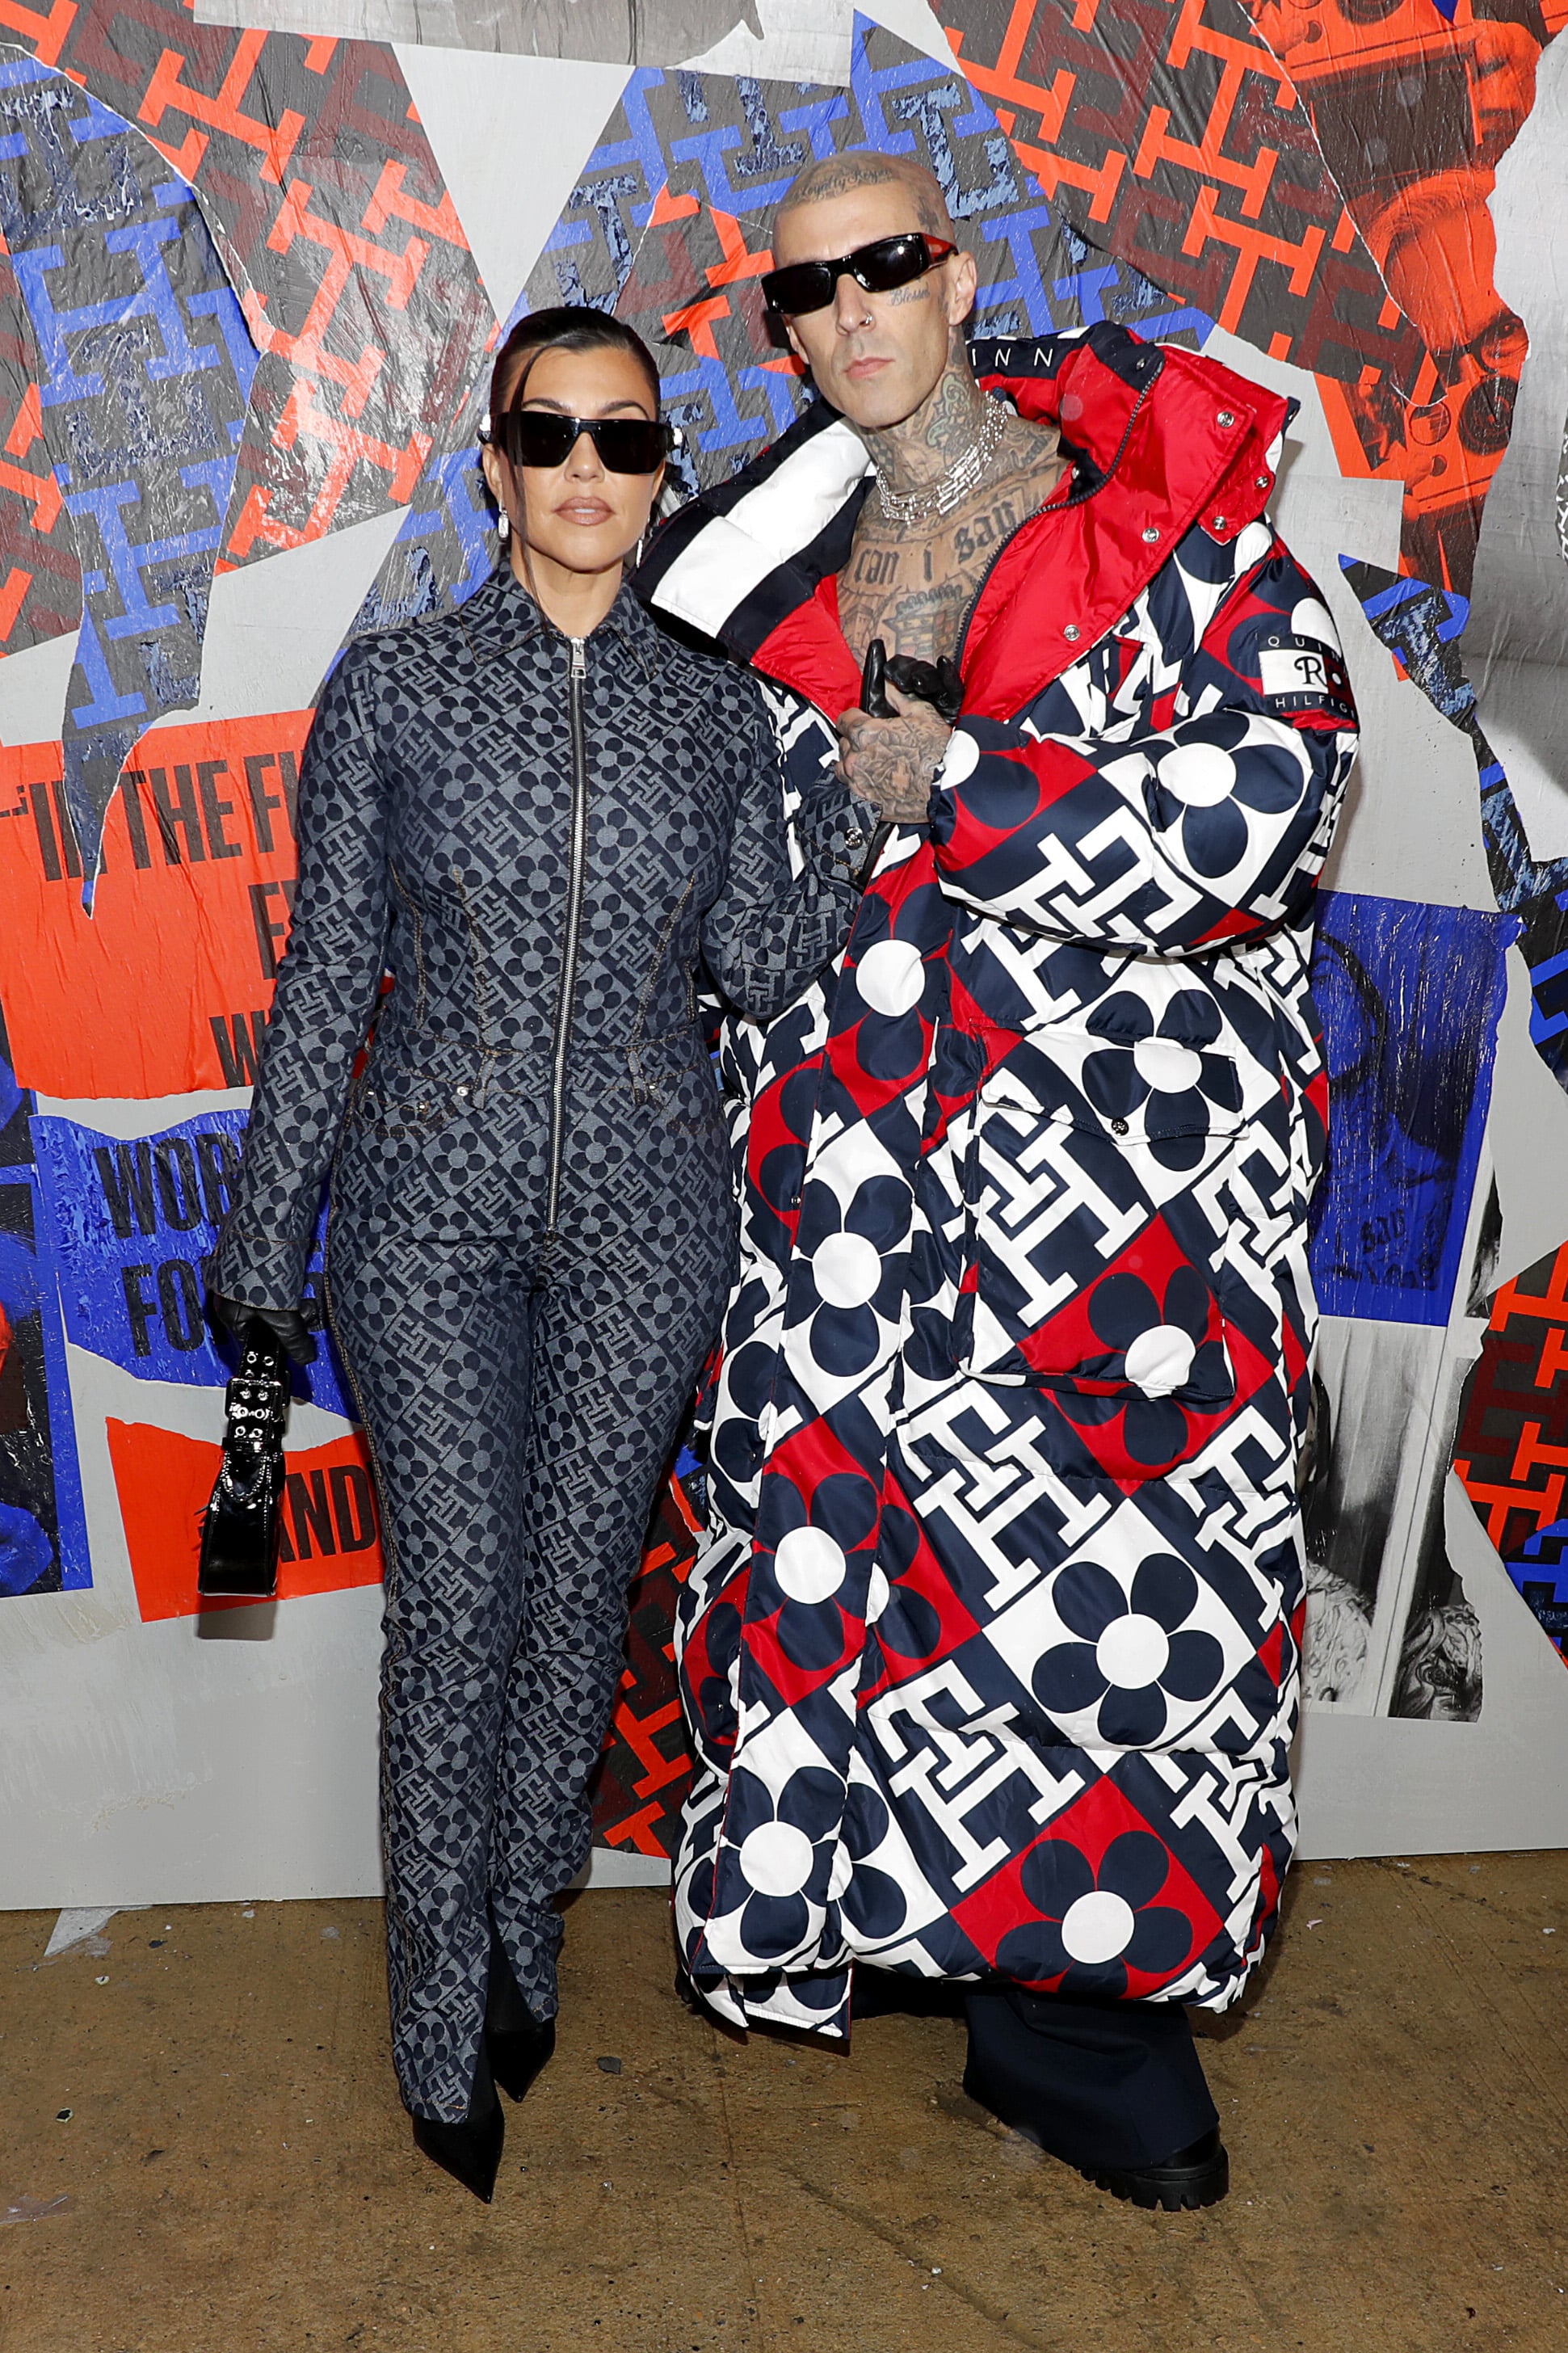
[
  {"x1": 835, "y1": 682, "x2": 952, "y2": 824},
  {"x1": 208, "y1": 1291, "x2": 317, "y2": 1366}
]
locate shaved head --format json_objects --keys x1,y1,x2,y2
[
  {"x1": 777, "y1": 150, "x2": 952, "y2": 239},
  {"x1": 768, "y1": 151, "x2": 975, "y2": 431}
]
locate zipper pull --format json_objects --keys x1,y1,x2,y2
[{"x1": 570, "y1": 638, "x2": 585, "y2": 680}]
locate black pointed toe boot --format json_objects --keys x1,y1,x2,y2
[
  {"x1": 410, "y1": 2047, "x2": 504, "y2": 2203},
  {"x1": 487, "y1": 2014, "x2": 556, "y2": 2103},
  {"x1": 485, "y1": 1913, "x2": 556, "y2": 2103}
]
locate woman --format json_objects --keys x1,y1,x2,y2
[{"x1": 208, "y1": 309, "x2": 864, "y2": 2201}]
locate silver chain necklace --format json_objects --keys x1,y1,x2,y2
[{"x1": 872, "y1": 397, "x2": 1007, "y2": 527}]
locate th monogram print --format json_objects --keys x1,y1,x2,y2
[{"x1": 641, "y1": 326, "x2": 1360, "y2": 2038}]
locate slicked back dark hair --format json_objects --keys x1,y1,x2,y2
[{"x1": 488, "y1": 306, "x2": 662, "y2": 425}]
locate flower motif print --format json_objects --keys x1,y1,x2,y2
[
  {"x1": 678, "y1": 1571, "x2": 744, "y2": 1764},
  {"x1": 750, "y1": 1467, "x2": 881, "y2": 1675},
  {"x1": 1081, "y1": 987, "x2": 1242, "y2": 1172},
  {"x1": 797, "y1": 1172, "x2": 910, "y2": 1379},
  {"x1": 1064, "y1": 1262, "x2": 1235, "y2": 1471},
  {"x1": 842, "y1": 884, "x2": 944, "y2": 1095},
  {"x1": 836, "y1": 1781, "x2": 910, "y2": 1943},
  {"x1": 709, "y1": 1762, "x2": 841, "y2": 1964},
  {"x1": 747, "y1": 1047, "x2": 826, "y2": 1267},
  {"x1": 1031, "y1": 1551, "x2": 1226, "y2": 1745},
  {"x1": 1145, "y1": 708, "x2": 1308, "y2": 882},
  {"x1": 996, "y1": 1829, "x2": 1196, "y2": 1997}
]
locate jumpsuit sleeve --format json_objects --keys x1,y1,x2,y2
[
  {"x1": 927, "y1": 528, "x2": 1360, "y2": 955},
  {"x1": 210, "y1": 646, "x2": 391, "y2": 1311},
  {"x1": 700, "y1": 680, "x2": 864, "y2": 1021}
]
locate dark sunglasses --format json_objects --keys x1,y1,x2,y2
[
  {"x1": 494, "y1": 408, "x2": 674, "y2": 474},
  {"x1": 761, "y1": 232, "x2": 956, "y2": 319}
]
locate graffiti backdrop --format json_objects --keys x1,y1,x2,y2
[{"x1": 3, "y1": 0, "x2": 1568, "y2": 1900}]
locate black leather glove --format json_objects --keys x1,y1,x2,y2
[
  {"x1": 886, "y1": 650, "x2": 965, "y2": 724},
  {"x1": 199, "y1": 1315, "x2": 292, "y2": 1600},
  {"x1": 208, "y1": 1290, "x2": 317, "y2": 1367},
  {"x1": 860, "y1": 638, "x2": 965, "y2": 726},
  {"x1": 860, "y1": 636, "x2": 893, "y2": 718}
]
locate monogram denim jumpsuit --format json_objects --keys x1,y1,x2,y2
[{"x1": 212, "y1": 566, "x2": 863, "y2": 2121}]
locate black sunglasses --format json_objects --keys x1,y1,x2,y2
[
  {"x1": 762, "y1": 233, "x2": 956, "y2": 319},
  {"x1": 494, "y1": 408, "x2": 674, "y2": 474}
]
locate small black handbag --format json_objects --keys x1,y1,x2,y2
[{"x1": 197, "y1": 1326, "x2": 292, "y2": 1599}]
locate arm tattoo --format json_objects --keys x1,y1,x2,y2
[{"x1": 837, "y1": 701, "x2": 952, "y2": 823}]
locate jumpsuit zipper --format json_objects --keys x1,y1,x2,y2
[{"x1": 544, "y1": 635, "x2": 589, "y2": 1239}]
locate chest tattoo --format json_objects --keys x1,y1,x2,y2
[{"x1": 838, "y1": 434, "x2": 1068, "y2": 673}]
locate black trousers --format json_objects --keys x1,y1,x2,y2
[{"x1": 963, "y1": 1985, "x2": 1219, "y2": 2170}]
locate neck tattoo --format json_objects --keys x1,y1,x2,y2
[{"x1": 872, "y1": 395, "x2": 1007, "y2": 528}]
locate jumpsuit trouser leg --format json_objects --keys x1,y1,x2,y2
[
  {"x1": 488, "y1": 1226, "x2": 724, "y2": 2023},
  {"x1": 328, "y1": 1221, "x2": 724, "y2": 2125}
]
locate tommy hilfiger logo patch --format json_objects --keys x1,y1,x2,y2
[{"x1": 1257, "y1": 634, "x2": 1356, "y2": 722}]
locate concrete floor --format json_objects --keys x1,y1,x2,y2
[{"x1": 2, "y1": 1855, "x2": 1566, "y2": 2352}]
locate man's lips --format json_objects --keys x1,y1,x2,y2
[{"x1": 844, "y1": 354, "x2": 892, "y2": 381}]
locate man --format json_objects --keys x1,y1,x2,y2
[{"x1": 638, "y1": 150, "x2": 1357, "y2": 2211}]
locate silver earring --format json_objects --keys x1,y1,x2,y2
[{"x1": 497, "y1": 509, "x2": 510, "y2": 541}]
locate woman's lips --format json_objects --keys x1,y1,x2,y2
[{"x1": 557, "y1": 500, "x2": 613, "y2": 524}]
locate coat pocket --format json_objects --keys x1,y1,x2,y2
[
  {"x1": 347, "y1": 1076, "x2": 462, "y2": 1138},
  {"x1": 655, "y1": 1051, "x2": 726, "y2": 1141},
  {"x1": 952, "y1": 1027, "x2": 1255, "y2": 1477}
]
